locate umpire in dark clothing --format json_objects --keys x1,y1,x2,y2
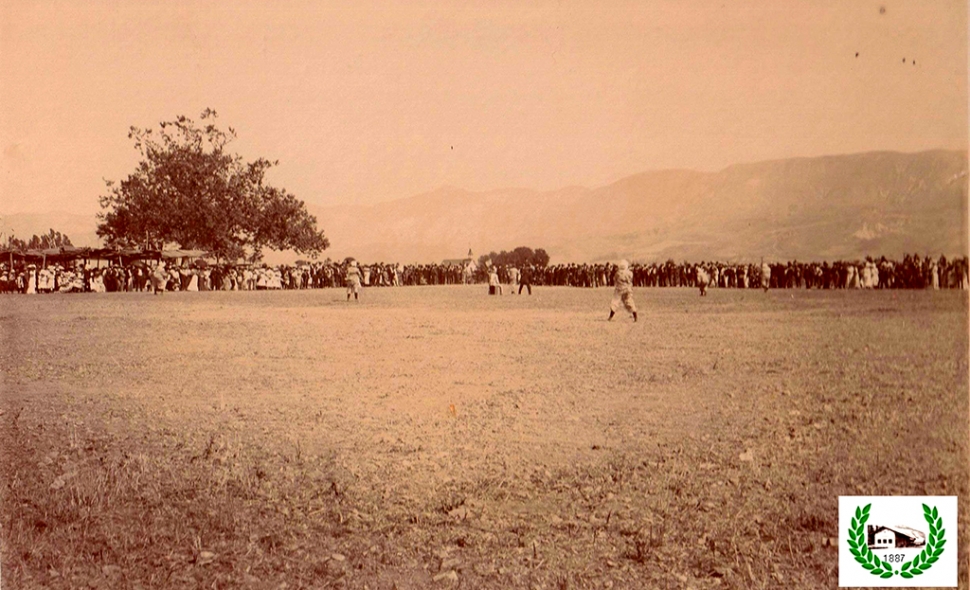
[{"x1": 519, "y1": 264, "x2": 533, "y2": 295}]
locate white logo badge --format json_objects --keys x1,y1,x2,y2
[{"x1": 839, "y1": 496, "x2": 957, "y2": 587}]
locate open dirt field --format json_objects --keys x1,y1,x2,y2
[{"x1": 2, "y1": 286, "x2": 967, "y2": 589}]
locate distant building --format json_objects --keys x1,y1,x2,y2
[
  {"x1": 442, "y1": 248, "x2": 475, "y2": 268},
  {"x1": 442, "y1": 249, "x2": 477, "y2": 284}
]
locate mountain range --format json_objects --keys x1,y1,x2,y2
[{"x1": 3, "y1": 150, "x2": 966, "y2": 263}]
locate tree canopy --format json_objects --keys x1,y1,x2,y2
[
  {"x1": 97, "y1": 109, "x2": 328, "y2": 261},
  {"x1": 478, "y1": 246, "x2": 550, "y2": 268}
]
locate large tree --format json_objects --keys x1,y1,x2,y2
[{"x1": 97, "y1": 109, "x2": 328, "y2": 260}]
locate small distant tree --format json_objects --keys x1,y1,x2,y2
[
  {"x1": 478, "y1": 252, "x2": 496, "y2": 269},
  {"x1": 533, "y1": 248, "x2": 550, "y2": 267},
  {"x1": 2, "y1": 234, "x2": 28, "y2": 252},
  {"x1": 29, "y1": 229, "x2": 74, "y2": 250},
  {"x1": 2, "y1": 229, "x2": 72, "y2": 251},
  {"x1": 97, "y1": 109, "x2": 329, "y2": 260}
]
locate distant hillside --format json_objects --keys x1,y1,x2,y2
[
  {"x1": 4, "y1": 150, "x2": 966, "y2": 263},
  {"x1": 309, "y1": 150, "x2": 967, "y2": 263}
]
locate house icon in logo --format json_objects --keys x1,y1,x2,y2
[{"x1": 867, "y1": 524, "x2": 927, "y2": 550}]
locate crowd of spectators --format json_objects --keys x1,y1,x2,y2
[
  {"x1": 1, "y1": 254, "x2": 967, "y2": 294},
  {"x1": 0, "y1": 259, "x2": 470, "y2": 294},
  {"x1": 537, "y1": 255, "x2": 969, "y2": 290}
]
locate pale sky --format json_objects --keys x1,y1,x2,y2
[{"x1": 1, "y1": 0, "x2": 967, "y2": 216}]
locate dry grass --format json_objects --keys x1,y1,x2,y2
[{"x1": 1, "y1": 286, "x2": 967, "y2": 589}]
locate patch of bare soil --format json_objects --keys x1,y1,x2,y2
[{"x1": 1, "y1": 287, "x2": 966, "y2": 589}]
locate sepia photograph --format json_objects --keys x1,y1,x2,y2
[{"x1": 1, "y1": 1, "x2": 967, "y2": 588}]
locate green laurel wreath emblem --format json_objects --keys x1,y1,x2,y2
[{"x1": 847, "y1": 503, "x2": 947, "y2": 579}]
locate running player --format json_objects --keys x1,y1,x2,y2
[{"x1": 608, "y1": 260, "x2": 637, "y2": 322}]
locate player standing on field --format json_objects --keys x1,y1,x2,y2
[
  {"x1": 346, "y1": 260, "x2": 362, "y2": 301},
  {"x1": 608, "y1": 260, "x2": 637, "y2": 322},
  {"x1": 518, "y1": 263, "x2": 533, "y2": 295}
]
